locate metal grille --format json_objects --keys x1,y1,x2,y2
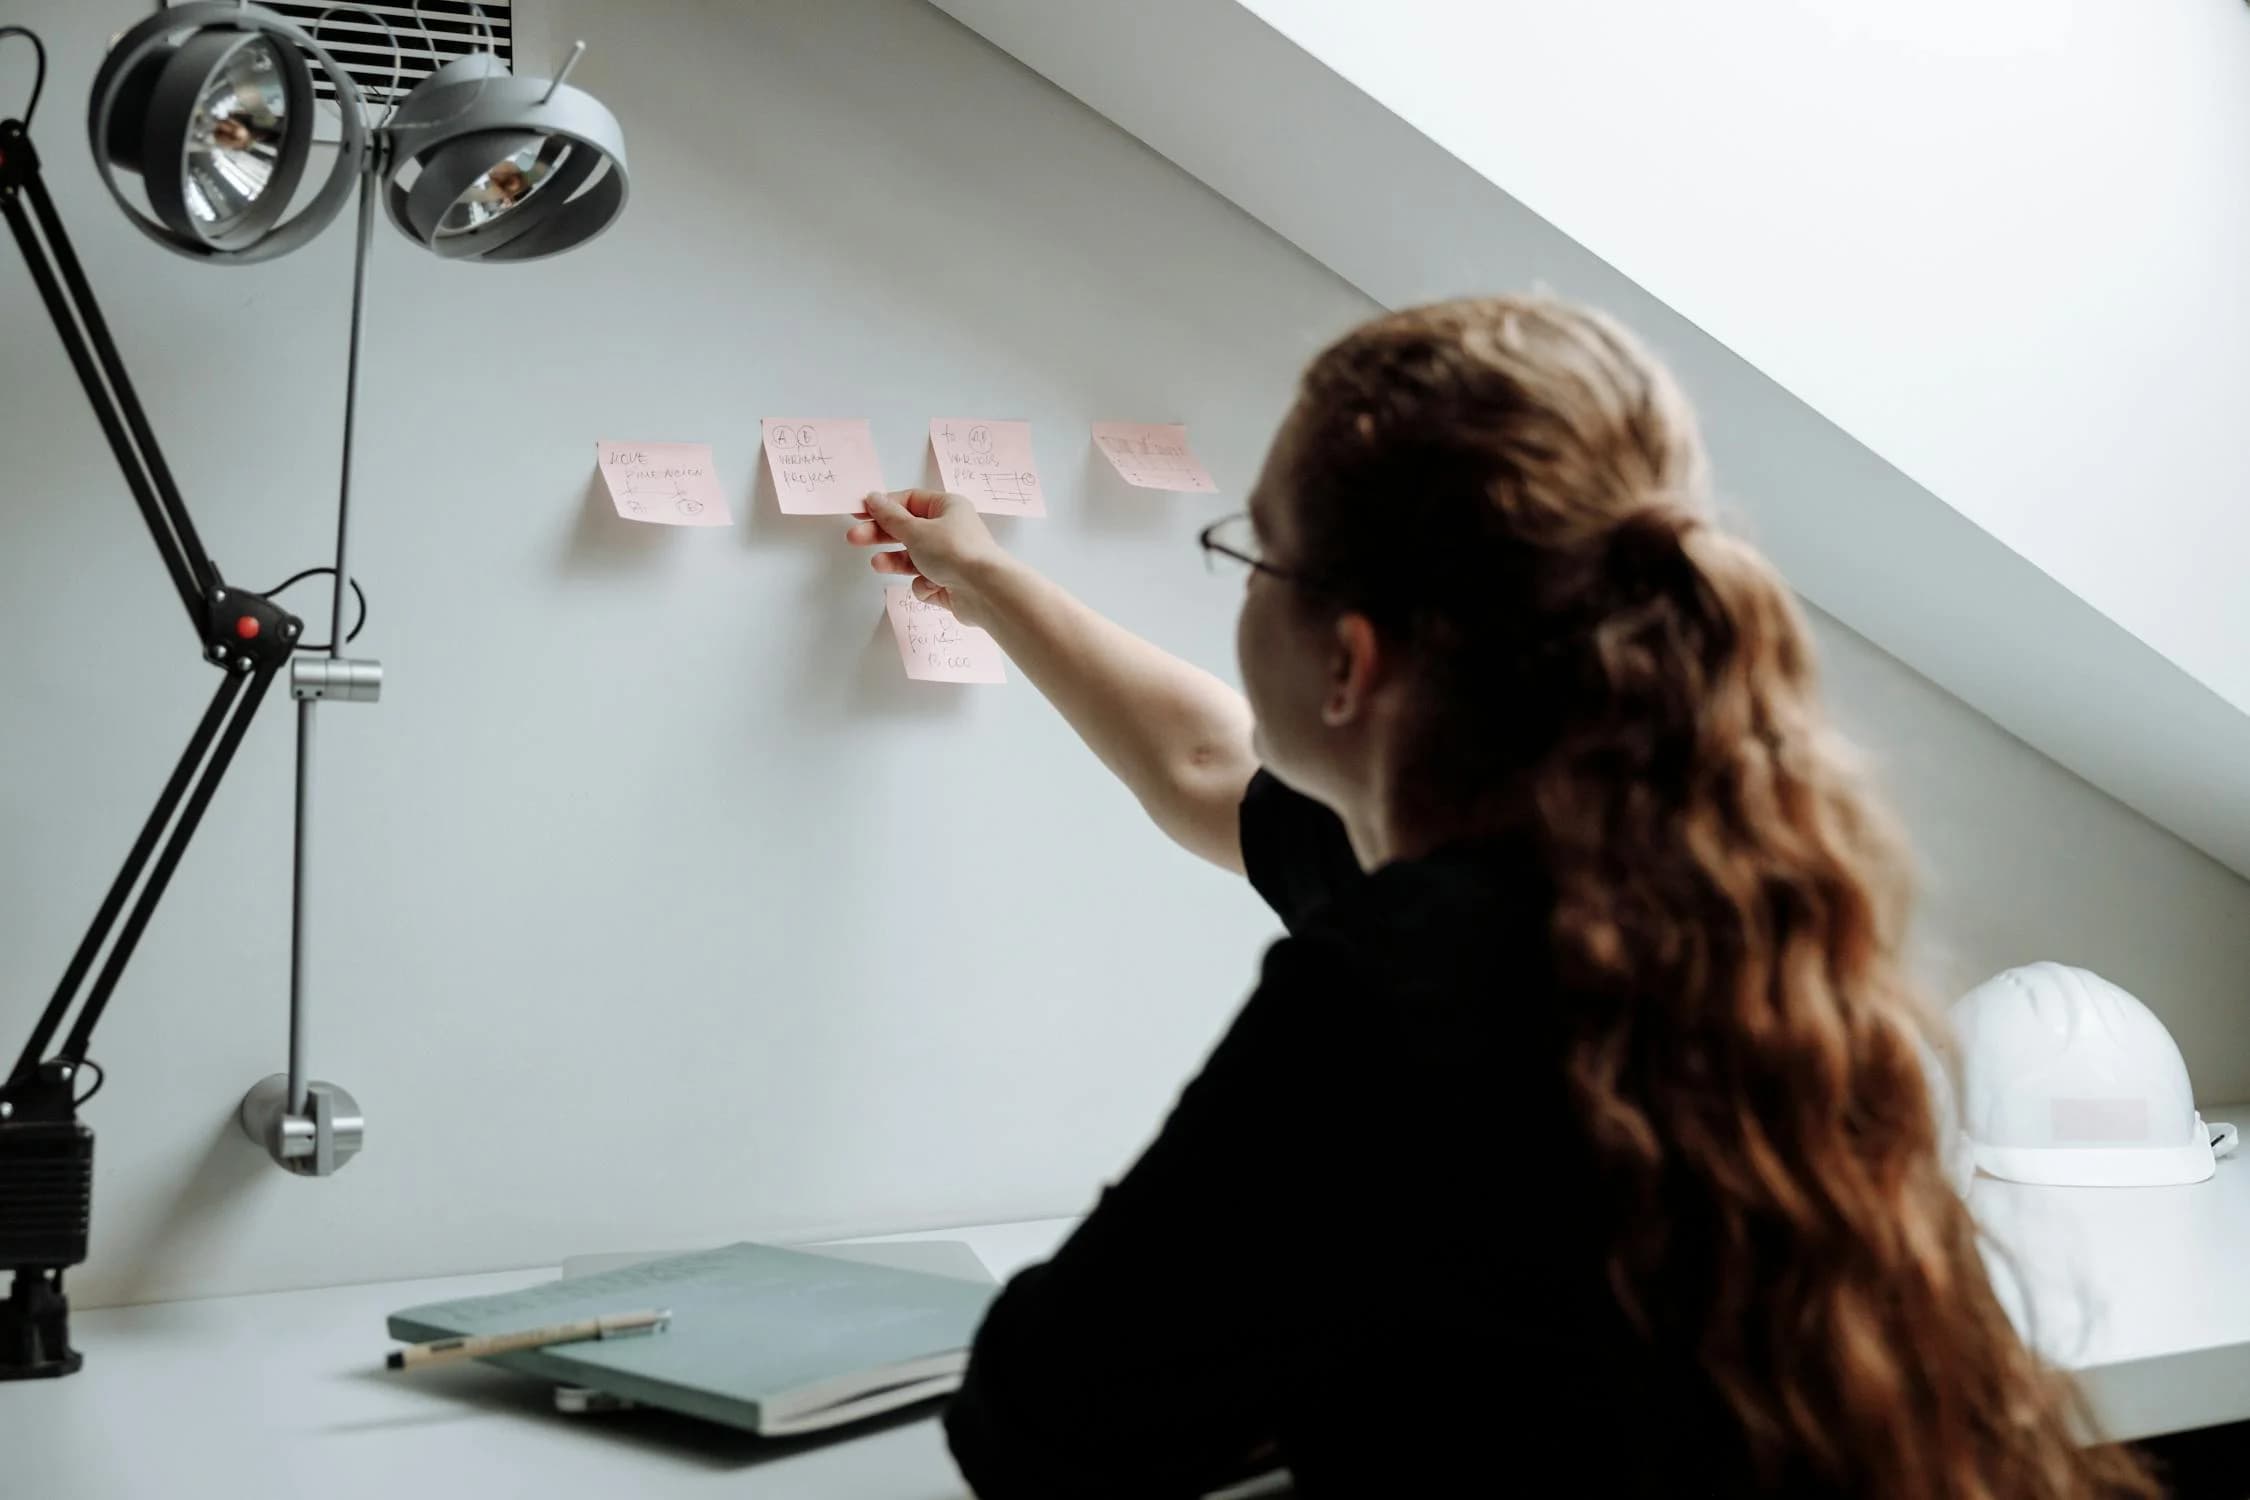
[
  {"x1": 0, "y1": 1122, "x2": 94, "y2": 1265},
  {"x1": 166, "y1": 2, "x2": 516, "y2": 109}
]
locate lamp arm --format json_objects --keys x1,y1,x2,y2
[
  {"x1": 0, "y1": 116, "x2": 307, "y2": 1090},
  {"x1": 0, "y1": 121, "x2": 221, "y2": 636},
  {"x1": 0, "y1": 112, "x2": 309, "y2": 1378}
]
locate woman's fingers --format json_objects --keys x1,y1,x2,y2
[
  {"x1": 846, "y1": 490, "x2": 990, "y2": 624},
  {"x1": 901, "y1": 489, "x2": 951, "y2": 521},
  {"x1": 863, "y1": 489, "x2": 929, "y2": 531}
]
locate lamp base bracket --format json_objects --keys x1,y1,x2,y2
[{"x1": 237, "y1": 1074, "x2": 363, "y2": 1176}]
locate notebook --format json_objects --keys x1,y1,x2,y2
[
  {"x1": 543, "y1": 1239, "x2": 992, "y2": 1416},
  {"x1": 560, "y1": 1238, "x2": 992, "y2": 1286},
  {"x1": 387, "y1": 1241, "x2": 1001, "y2": 1437}
]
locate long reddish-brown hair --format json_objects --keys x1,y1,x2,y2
[{"x1": 1279, "y1": 296, "x2": 2153, "y2": 1498}]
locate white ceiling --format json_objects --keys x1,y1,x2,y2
[
  {"x1": 932, "y1": 0, "x2": 2250, "y2": 876},
  {"x1": 1240, "y1": 0, "x2": 2250, "y2": 717}
]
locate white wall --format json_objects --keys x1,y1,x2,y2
[
  {"x1": 1815, "y1": 615, "x2": 2250, "y2": 1094},
  {"x1": 1240, "y1": 0, "x2": 2250, "y2": 716},
  {"x1": 0, "y1": 0, "x2": 2243, "y2": 1312}
]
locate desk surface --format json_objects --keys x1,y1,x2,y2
[
  {"x1": 0, "y1": 1219, "x2": 1075, "y2": 1500},
  {"x1": 1970, "y1": 1103, "x2": 2250, "y2": 1441},
  {"x1": 10, "y1": 1113, "x2": 2249, "y2": 1497}
]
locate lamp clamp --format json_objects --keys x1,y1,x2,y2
[
  {"x1": 0, "y1": 1059, "x2": 93, "y2": 1381},
  {"x1": 236, "y1": 1074, "x2": 363, "y2": 1176},
  {"x1": 290, "y1": 656, "x2": 382, "y2": 703}
]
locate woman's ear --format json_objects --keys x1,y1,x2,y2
[{"x1": 1325, "y1": 613, "x2": 1383, "y2": 727}]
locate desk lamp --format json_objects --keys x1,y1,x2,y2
[{"x1": 0, "y1": 3, "x2": 627, "y2": 1379}]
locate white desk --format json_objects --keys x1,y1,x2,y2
[
  {"x1": 1971, "y1": 1103, "x2": 2250, "y2": 1442},
  {"x1": 10, "y1": 1113, "x2": 2249, "y2": 1498},
  {"x1": 0, "y1": 1219, "x2": 1075, "y2": 1500}
]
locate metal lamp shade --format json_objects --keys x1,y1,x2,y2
[
  {"x1": 88, "y1": 2, "x2": 365, "y2": 264},
  {"x1": 140, "y1": 31, "x2": 307, "y2": 251},
  {"x1": 382, "y1": 55, "x2": 628, "y2": 264}
]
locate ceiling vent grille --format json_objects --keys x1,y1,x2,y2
[{"x1": 166, "y1": 2, "x2": 516, "y2": 111}]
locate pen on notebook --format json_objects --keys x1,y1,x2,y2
[{"x1": 384, "y1": 1308, "x2": 672, "y2": 1371}]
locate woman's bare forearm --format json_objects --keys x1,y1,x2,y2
[{"x1": 966, "y1": 555, "x2": 1256, "y2": 872}]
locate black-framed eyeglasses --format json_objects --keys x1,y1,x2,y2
[{"x1": 1199, "y1": 512, "x2": 1309, "y2": 586}]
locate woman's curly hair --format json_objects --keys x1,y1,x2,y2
[{"x1": 1279, "y1": 296, "x2": 2154, "y2": 1499}]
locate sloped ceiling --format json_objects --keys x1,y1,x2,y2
[{"x1": 933, "y1": 0, "x2": 2250, "y2": 878}]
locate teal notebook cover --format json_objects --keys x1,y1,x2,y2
[{"x1": 387, "y1": 1242, "x2": 1000, "y2": 1435}]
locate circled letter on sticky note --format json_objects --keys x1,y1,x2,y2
[
  {"x1": 764, "y1": 418, "x2": 887, "y2": 515},
  {"x1": 931, "y1": 418, "x2": 1046, "y2": 517}
]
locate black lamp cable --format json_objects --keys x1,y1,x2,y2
[
  {"x1": 0, "y1": 25, "x2": 45, "y2": 128},
  {"x1": 261, "y1": 566, "x2": 369, "y2": 649}
]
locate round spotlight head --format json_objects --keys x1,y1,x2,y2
[
  {"x1": 437, "y1": 135, "x2": 573, "y2": 237},
  {"x1": 89, "y1": 3, "x2": 365, "y2": 264},
  {"x1": 177, "y1": 34, "x2": 293, "y2": 241},
  {"x1": 100, "y1": 26, "x2": 311, "y2": 251},
  {"x1": 383, "y1": 55, "x2": 629, "y2": 264}
]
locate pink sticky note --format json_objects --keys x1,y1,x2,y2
[
  {"x1": 762, "y1": 418, "x2": 886, "y2": 515},
  {"x1": 1090, "y1": 422, "x2": 1218, "y2": 493},
  {"x1": 885, "y1": 589, "x2": 1006, "y2": 684},
  {"x1": 595, "y1": 440, "x2": 732, "y2": 526},
  {"x1": 930, "y1": 419, "x2": 1046, "y2": 517}
]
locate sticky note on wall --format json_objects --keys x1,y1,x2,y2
[
  {"x1": 596, "y1": 441, "x2": 732, "y2": 525},
  {"x1": 1091, "y1": 422, "x2": 1217, "y2": 493},
  {"x1": 763, "y1": 418, "x2": 886, "y2": 514},
  {"x1": 885, "y1": 589, "x2": 1006, "y2": 684},
  {"x1": 930, "y1": 419, "x2": 1046, "y2": 517}
]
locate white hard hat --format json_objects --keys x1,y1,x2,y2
[{"x1": 1950, "y1": 962, "x2": 2237, "y2": 1188}]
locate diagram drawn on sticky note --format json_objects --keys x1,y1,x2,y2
[
  {"x1": 595, "y1": 440, "x2": 733, "y2": 526},
  {"x1": 885, "y1": 588, "x2": 1006, "y2": 684},
  {"x1": 762, "y1": 418, "x2": 886, "y2": 515},
  {"x1": 1091, "y1": 422, "x2": 1218, "y2": 493},
  {"x1": 930, "y1": 418, "x2": 1046, "y2": 517}
]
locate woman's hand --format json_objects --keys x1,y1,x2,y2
[
  {"x1": 846, "y1": 489, "x2": 1010, "y2": 627},
  {"x1": 844, "y1": 487, "x2": 1255, "y2": 872}
]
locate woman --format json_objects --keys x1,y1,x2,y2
[{"x1": 849, "y1": 297, "x2": 2151, "y2": 1498}]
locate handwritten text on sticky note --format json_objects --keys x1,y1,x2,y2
[
  {"x1": 885, "y1": 589, "x2": 1006, "y2": 684},
  {"x1": 931, "y1": 419, "x2": 1046, "y2": 517},
  {"x1": 1091, "y1": 422, "x2": 1218, "y2": 493},
  {"x1": 596, "y1": 441, "x2": 732, "y2": 526},
  {"x1": 763, "y1": 418, "x2": 886, "y2": 515}
]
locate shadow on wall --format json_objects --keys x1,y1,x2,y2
[
  {"x1": 742, "y1": 453, "x2": 845, "y2": 562},
  {"x1": 748, "y1": 457, "x2": 965, "y2": 723},
  {"x1": 100, "y1": 1106, "x2": 273, "y2": 1307},
  {"x1": 851, "y1": 606, "x2": 968, "y2": 723},
  {"x1": 556, "y1": 469, "x2": 673, "y2": 576},
  {"x1": 1078, "y1": 441, "x2": 1174, "y2": 536}
]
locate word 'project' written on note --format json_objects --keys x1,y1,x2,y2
[
  {"x1": 597, "y1": 441, "x2": 732, "y2": 526},
  {"x1": 885, "y1": 590, "x2": 1005, "y2": 684},
  {"x1": 1091, "y1": 422, "x2": 1218, "y2": 493},
  {"x1": 931, "y1": 419, "x2": 1045, "y2": 517},
  {"x1": 763, "y1": 418, "x2": 886, "y2": 515}
]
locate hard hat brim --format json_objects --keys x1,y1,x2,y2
[{"x1": 1972, "y1": 1137, "x2": 2216, "y2": 1188}]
